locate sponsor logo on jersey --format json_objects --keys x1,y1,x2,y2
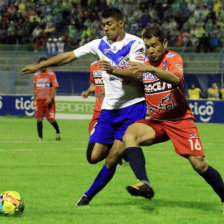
[
  {"x1": 135, "y1": 56, "x2": 144, "y2": 61},
  {"x1": 149, "y1": 93, "x2": 176, "y2": 114},
  {"x1": 143, "y1": 80, "x2": 174, "y2": 94},
  {"x1": 142, "y1": 72, "x2": 157, "y2": 80},
  {"x1": 36, "y1": 82, "x2": 51, "y2": 88},
  {"x1": 104, "y1": 48, "x2": 111, "y2": 54},
  {"x1": 94, "y1": 77, "x2": 104, "y2": 85}
]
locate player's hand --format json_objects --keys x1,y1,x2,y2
[
  {"x1": 99, "y1": 60, "x2": 113, "y2": 73},
  {"x1": 128, "y1": 62, "x2": 154, "y2": 73},
  {"x1": 82, "y1": 91, "x2": 89, "y2": 98},
  {"x1": 33, "y1": 101, "x2": 36, "y2": 107},
  {"x1": 46, "y1": 98, "x2": 52, "y2": 104},
  {"x1": 21, "y1": 64, "x2": 40, "y2": 75}
]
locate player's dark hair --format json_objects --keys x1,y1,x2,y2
[
  {"x1": 143, "y1": 26, "x2": 165, "y2": 42},
  {"x1": 102, "y1": 7, "x2": 123, "y2": 21},
  {"x1": 38, "y1": 57, "x2": 47, "y2": 63}
]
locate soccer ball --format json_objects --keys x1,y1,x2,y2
[{"x1": 0, "y1": 191, "x2": 25, "y2": 216}]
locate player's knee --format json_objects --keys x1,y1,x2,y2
[
  {"x1": 86, "y1": 143, "x2": 97, "y2": 164},
  {"x1": 123, "y1": 130, "x2": 139, "y2": 146},
  {"x1": 191, "y1": 156, "x2": 208, "y2": 173}
]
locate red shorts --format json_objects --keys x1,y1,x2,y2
[
  {"x1": 89, "y1": 110, "x2": 101, "y2": 134},
  {"x1": 35, "y1": 99, "x2": 56, "y2": 121},
  {"x1": 137, "y1": 118, "x2": 204, "y2": 156}
]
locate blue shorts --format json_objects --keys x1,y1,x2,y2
[{"x1": 89, "y1": 101, "x2": 146, "y2": 144}]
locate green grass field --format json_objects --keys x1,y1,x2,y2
[{"x1": 0, "y1": 117, "x2": 224, "y2": 224}]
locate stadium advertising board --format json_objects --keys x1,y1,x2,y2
[{"x1": 0, "y1": 95, "x2": 224, "y2": 123}]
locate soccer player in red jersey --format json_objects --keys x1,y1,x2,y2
[
  {"x1": 82, "y1": 60, "x2": 104, "y2": 134},
  {"x1": 33, "y1": 57, "x2": 61, "y2": 141},
  {"x1": 97, "y1": 26, "x2": 224, "y2": 212}
]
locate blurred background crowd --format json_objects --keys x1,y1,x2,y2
[{"x1": 0, "y1": 0, "x2": 224, "y2": 52}]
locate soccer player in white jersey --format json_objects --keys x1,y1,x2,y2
[{"x1": 22, "y1": 8, "x2": 154, "y2": 206}]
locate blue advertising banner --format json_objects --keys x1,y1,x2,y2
[
  {"x1": 188, "y1": 100, "x2": 224, "y2": 123},
  {"x1": 0, "y1": 95, "x2": 35, "y2": 117},
  {"x1": 1, "y1": 95, "x2": 224, "y2": 123}
]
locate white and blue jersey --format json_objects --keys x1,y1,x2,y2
[
  {"x1": 73, "y1": 33, "x2": 146, "y2": 143},
  {"x1": 74, "y1": 33, "x2": 145, "y2": 110}
]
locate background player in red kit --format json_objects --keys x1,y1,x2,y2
[
  {"x1": 82, "y1": 59, "x2": 104, "y2": 134},
  {"x1": 95, "y1": 26, "x2": 224, "y2": 212},
  {"x1": 33, "y1": 57, "x2": 61, "y2": 141}
]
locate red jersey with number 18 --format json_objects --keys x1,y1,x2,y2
[
  {"x1": 142, "y1": 50, "x2": 194, "y2": 121},
  {"x1": 90, "y1": 60, "x2": 104, "y2": 112}
]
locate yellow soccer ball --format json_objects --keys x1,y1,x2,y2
[{"x1": 0, "y1": 191, "x2": 25, "y2": 216}]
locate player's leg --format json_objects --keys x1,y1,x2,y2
[
  {"x1": 46, "y1": 100, "x2": 61, "y2": 140},
  {"x1": 76, "y1": 139, "x2": 123, "y2": 206},
  {"x1": 187, "y1": 155, "x2": 224, "y2": 212},
  {"x1": 49, "y1": 120, "x2": 61, "y2": 140},
  {"x1": 164, "y1": 119, "x2": 224, "y2": 212},
  {"x1": 35, "y1": 100, "x2": 44, "y2": 140},
  {"x1": 86, "y1": 142, "x2": 110, "y2": 164},
  {"x1": 37, "y1": 118, "x2": 43, "y2": 140},
  {"x1": 123, "y1": 122, "x2": 156, "y2": 199},
  {"x1": 86, "y1": 109, "x2": 114, "y2": 164}
]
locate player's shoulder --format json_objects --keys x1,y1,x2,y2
[
  {"x1": 34, "y1": 71, "x2": 40, "y2": 77},
  {"x1": 165, "y1": 50, "x2": 182, "y2": 60},
  {"x1": 90, "y1": 59, "x2": 99, "y2": 66},
  {"x1": 46, "y1": 69, "x2": 56, "y2": 75},
  {"x1": 126, "y1": 33, "x2": 144, "y2": 44}
]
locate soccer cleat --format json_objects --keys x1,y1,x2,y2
[
  {"x1": 126, "y1": 181, "x2": 154, "y2": 199},
  {"x1": 56, "y1": 133, "x2": 61, "y2": 141},
  {"x1": 76, "y1": 195, "x2": 91, "y2": 206}
]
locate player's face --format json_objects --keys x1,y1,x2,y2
[
  {"x1": 102, "y1": 17, "x2": 124, "y2": 41},
  {"x1": 144, "y1": 37, "x2": 168, "y2": 62}
]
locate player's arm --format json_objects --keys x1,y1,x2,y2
[
  {"x1": 82, "y1": 84, "x2": 96, "y2": 98},
  {"x1": 22, "y1": 51, "x2": 77, "y2": 75},
  {"x1": 46, "y1": 88, "x2": 57, "y2": 104},
  {"x1": 33, "y1": 90, "x2": 37, "y2": 107},
  {"x1": 129, "y1": 62, "x2": 180, "y2": 86},
  {"x1": 99, "y1": 60, "x2": 142, "y2": 80}
]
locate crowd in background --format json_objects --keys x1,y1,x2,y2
[
  {"x1": 0, "y1": 0, "x2": 224, "y2": 52},
  {"x1": 188, "y1": 82, "x2": 224, "y2": 99}
]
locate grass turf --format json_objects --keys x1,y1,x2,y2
[{"x1": 0, "y1": 116, "x2": 224, "y2": 224}]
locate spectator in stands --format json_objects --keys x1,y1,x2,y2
[
  {"x1": 32, "y1": 24, "x2": 45, "y2": 52},
  {"x1": 220, "y1": 83, "x2": 224, "y2": 99},
  {"x1": 194, "y1": 24, "x2": 210, "y2": 52},
  {"x1": 208, "y1": 81, "x2": 220, "y2": 99},
  {"x1": 141, "y1": 9, "x2": 151, "y2": 28},
  {"x1": 188, "y1": 83, "x2": 201, "y2": 99},
  {"x1": 210, "y1": 25, "x2": 219, "y2": 52}
]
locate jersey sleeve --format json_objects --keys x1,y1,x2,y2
[
  {"x1": 73, "y1": 39, "x2": 99, "y2": 58},
  {"x1": 129, "y1": 39, "x2": 146, "y2": 63},
  {"x1": 167, "y1": 55, "x2": 184, "y2": 80},
  {"x1": 90, "y1": 65, "x2": 95, "y2": 85},
  {"x1": 51, "y1": 72, "x2": 59, "y2": 88}
]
